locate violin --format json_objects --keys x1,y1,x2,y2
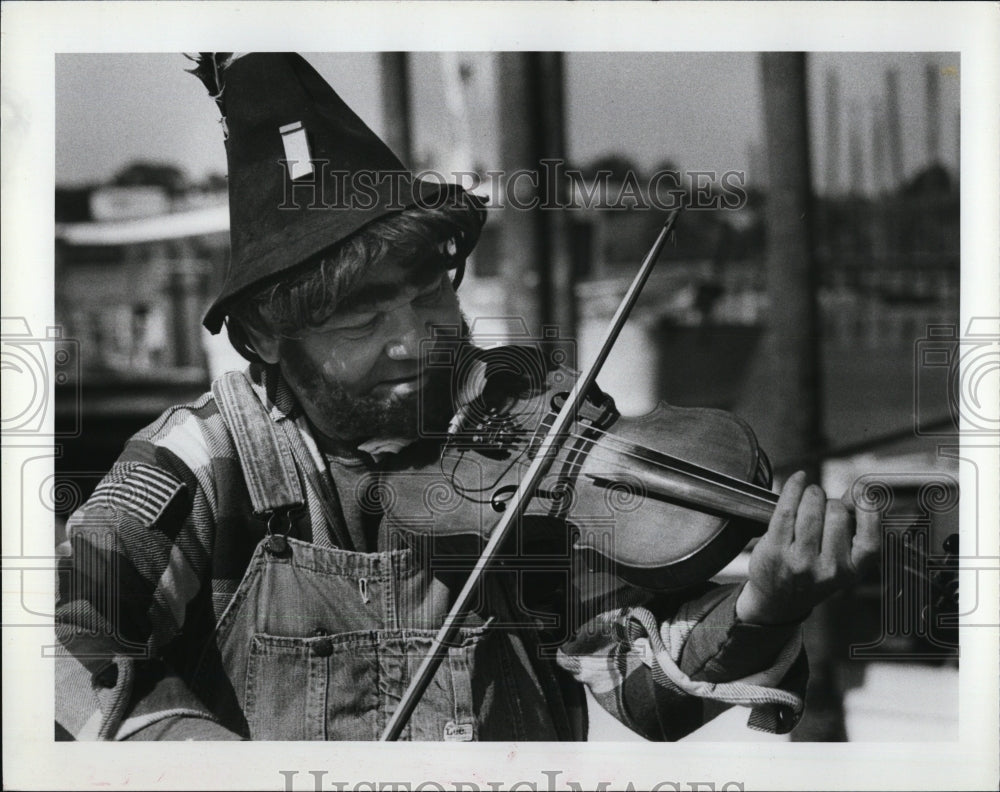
[
  {"x1": 380, "y1": 345, "x2": 777, "y2": 592},
  {"x1": 379, "y1": 358, "x2": 960, "y2": 601},
  {"x1": 377, "y1": 209, "x2": 959, "y2": 740}
]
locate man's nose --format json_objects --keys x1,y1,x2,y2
[{"x1": 384, "y1": 304, "x2": 426, "y2": 361}]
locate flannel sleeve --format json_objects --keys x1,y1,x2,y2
[
  {"x1": 54, "y1": 408, "x2": 245, "y2": 741},
  {"x1": 555, "y1": 579, "x2": 807, "y2": 740}
]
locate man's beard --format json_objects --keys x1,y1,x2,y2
[{"x1": 280, "y1": 348, "x2": 459, "y2": 447}]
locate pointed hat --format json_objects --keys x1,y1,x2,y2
[{"x1": 190, "y1": 53, "x2": 482, "y2": 333}]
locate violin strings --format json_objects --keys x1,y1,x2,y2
[
  {"x1": 578, "y1": 428, "x2": 780, "y2": 502},
  {"x1": 524, "y1": 421, "x2": 778, "y2": 505},
  {"x1": 449, "y1": 421, "x2": 779, "y2": 512},
  {"x1": 490, "y1": 415, "x2": 767, "y2": 491},
  {"x1": 471, "y1": 426, "x2": 778, "y2": 507},
  {"x1": 552, "y1": 442, "x2": 780, "y2": 512}
]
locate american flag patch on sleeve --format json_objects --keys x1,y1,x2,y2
[{"x1": 87, "y1": 463, "x2": 187, "y2": 526}]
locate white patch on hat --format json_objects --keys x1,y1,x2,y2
[{"x1": 279, "y1": 121, "x2": 314, "y2": 180}]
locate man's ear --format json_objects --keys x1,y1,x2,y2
[{"x1": 241, "y1": 322, "x2": 282, "y2": 364}]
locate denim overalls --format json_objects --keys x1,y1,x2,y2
[{"x1": 191, "y1": 372, "x2": 584, "y2": 741}]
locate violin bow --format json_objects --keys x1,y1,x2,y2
[{"x1": 380, "y1": 207, "x2": 683, "y2": 741}]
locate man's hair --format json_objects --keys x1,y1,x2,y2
[{"x1": 225, "y1": 199, "x2": 485, "y2": 363}]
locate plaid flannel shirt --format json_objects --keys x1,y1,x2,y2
[{"x1": 55, "y1": 363, "x2": 806, "y2": 741}]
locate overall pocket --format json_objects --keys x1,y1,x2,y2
[
  {"x1": 241, "y1": 632, "x2": 341, "y2": 740},
  {"x1": 243, "y1": 627, "x2": 491, "y2": 741},
  {"x1": 375, "y1": 628, "x2": 485, "y2": 742}
]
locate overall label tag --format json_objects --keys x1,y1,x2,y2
[{"x1": 443, "y1": 721, "x2": 474, "y2": 742}]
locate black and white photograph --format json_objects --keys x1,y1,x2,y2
[{"x1": 2, "y1": 3, "x2": 997, "y2": 790}]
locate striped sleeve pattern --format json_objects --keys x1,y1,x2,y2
[
  {"x1": 55, "y1": 379, "x2": 263, "y2": 740},
  {"x1": 556, "y1": 583, "x2": 808, "y2": 740}
]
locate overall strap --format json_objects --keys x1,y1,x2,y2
[
  {"x1": 211, "y1": 371, "x2": 305, "y2": 517},
  {"x1": 211, "y1": 370, "x2": 355, "y2": 550},
  {"x1": 274, "y1": 419, "x2": 366, "y2": 553}
]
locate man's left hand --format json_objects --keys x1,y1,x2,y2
[{"x1": 736, "y1": 471, "x2": 882, "y2": 625}]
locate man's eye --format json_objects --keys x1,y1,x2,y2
[{"x1": 336, "y1": 314, "x2": 380, "y2": 335}]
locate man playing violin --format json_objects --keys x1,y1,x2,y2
[{"x1": 55, "y1": 53, "x2": 880, "y2": 742}]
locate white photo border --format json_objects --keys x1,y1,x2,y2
[{"x1": 2, "y1": 2, "x2": 998, "y2": 790}]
